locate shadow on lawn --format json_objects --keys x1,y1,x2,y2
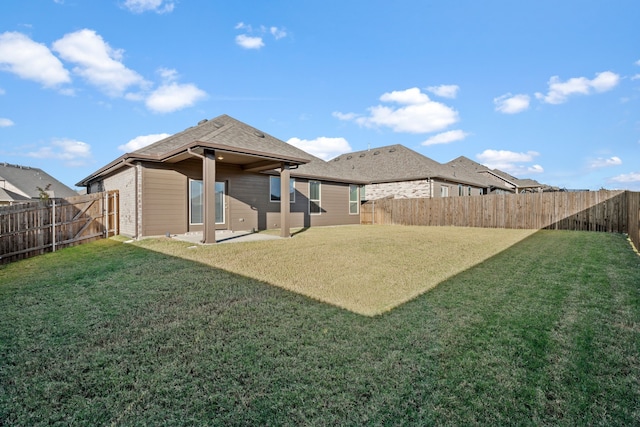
[
  {"x1": 128, "y1": 226, "x2": 545, "y2": 317},
  {"x1": 2, "y1": 229, "x2": 637, "y2": 426}
]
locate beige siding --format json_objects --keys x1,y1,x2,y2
[
  {"x1": 105, "y1": 159, "x2": 363, "y2": 237},
  {"x1": 266, "y1": 179, "x2": 360, "y2": 229},
  {"x1": 141, "y1": 166, "x2": 188, "y2": 236}
]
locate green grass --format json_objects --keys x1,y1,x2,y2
[
  {"x1": 139, "y1": 225, "x2": 538, "y2": 316},
  {"x1": 0, "y1": 227, "x2": 639, "y2": 425}
]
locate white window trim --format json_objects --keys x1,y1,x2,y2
[
  {"x1": 269, "y1": 176, "x2": 295, "y2": 203},
  {"x1": 215, "y1": 181, "x2": 225, "y2": 225},
  {"x1": 309, "y1": 180, "x2": 321, "y2": 215},
  {"x1": 189, "y1": 179, "x2": 203, "y2": 225},
  {"x1": 349, "y1": 184, "x2": 359, "y2": 215}
]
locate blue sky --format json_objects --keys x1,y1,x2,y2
[{"x1": 1, "y1": 0, "x2": 639, "y2": 190}]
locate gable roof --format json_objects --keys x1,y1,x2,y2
[
  {"x1": 0, "y1": 163, "x2": 77, "y2": 200},
  {"x1": 78, "y1": 114, "x2": 365, "y2": 186},
  {"x1": 330, "y1": 145, "x2": 446, "y2": 182},
  {"x1": 447, "y1": 156, "x2": 543, "y2": 190},
  {"x1": 329, "y1": 145, "x2": 501, "y2": 189},
  {"x1": 135, "y1": 114, "x2": 310, "y2": 161}
]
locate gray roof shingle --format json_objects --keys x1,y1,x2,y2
[
  {"x1": 0, "y1": 163, "x2": 77, "y2": 200},
  {"x1": 137, "y1": 114, "x2": 314, "y2": 162}
]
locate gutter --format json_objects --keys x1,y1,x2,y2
[{"x1": 76, "y1": 141, "x2": 311, "y2": 187}]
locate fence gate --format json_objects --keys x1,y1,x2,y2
[{"x1": 0, "y1": 191, "x2": 119, "y2": 264}]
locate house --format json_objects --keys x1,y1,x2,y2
[
  {"x1": 0, "y1": 163, "x2": 78, "y2": 206},
  {"x1": 78, "y1": 114, "x2": 551, "y2": 243},
  {"x1": 76, "y1": 115, "x2": 366, "y2": 243},
  {"x1": 446, "y1": 156, "x2": 549, "y2": 193},
  {"x1": 329, "y1": 144, "x2": 512, "y2": 199}
]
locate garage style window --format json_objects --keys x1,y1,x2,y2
[
  {"x1": 309, "y1": 180, "x2": 321, "y2": 215},
  {"x1": 349, "y1": 184, "x2": 359, "y2": 214},
  {"x1": 270, "y1": 176, "x2": 295, "y2": 202}
]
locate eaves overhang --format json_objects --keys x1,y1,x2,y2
[{"x1": 76, "y1": 141, "x2": 311, "y2": 187}]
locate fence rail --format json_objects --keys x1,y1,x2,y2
[
  {"x1": 0, "y1": 191, "x2": 118, "y2": 264},
  {"x1": 361, "y1": 190, "x2": 640, "y2": 251}
]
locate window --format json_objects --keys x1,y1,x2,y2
[
  {"x1": 270, "y1": 176, "x2": 295, "y2": 202},
  {"x1": 468, "y1": 186, "x2": 472, "y2": 196},
  {"x1": 458, "y1": 184, "x2": 463, "y2": 196},
  {"x1": 349, "y1": 184, "x2": 359, "y2": 214},
  {"x1": 309, "y1": 180, "x2": 321, "y2": 215},
  {"x1": 190, "y1": 179, "x2": 203, "y2": 224},
  {"x1": 190, "y1": 180, "x2": 226, "y2": 224},
  {"x1": 215, "y1": 181, "x2": 225, "y2": 224},
  {"x1": 440, "y1": 186, "x2": 449, "y2": 197}
]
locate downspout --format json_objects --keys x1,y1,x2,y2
[{"x1": 187, "y1": 147, "x2": 205, "y2": 160}]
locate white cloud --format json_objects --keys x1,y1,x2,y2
[
  {"x1": 118, "y1": 133, "x2": 171, "y2": 151},
  {"x1": 476, "y1": 149, "x2": 541, "y2": 175},
  {"x1": 589, "y1": 156, "x2": 622, "y2": 169},
  {"x1": 123, "y1": 0, "x2": 175, "y2": 13},
  {"x1": 422, "y1": 130, "x2": 469, "y2": 146},
  {"x1": 0, "y1": 118, "x2": 14, "y2": 127},
  {"x1": 287, "y1": 137, "x2": 352, "y2": 160},
  {"x1": 337, "y1": 87, "x2": 459, "y2": 134},
  {"x1": 0, "y1": 31, "x2": 71, "y2": 88},
  {"x1": 145, "y1": 82, "x2": 207, "y2": 113},
  {"x1": 426, "y1": 84, "x2": 459, "y2": 99},
  {"x1": 270, "y1": 27, "x2": 287, "y2": 40},
  {"x1": 27, "y1": 138, "x2": 92, "y2": 167},
  {"x1": 234, "y1": 22, "x2": 287, "y2": 49},
  {"x1": 535, "y1": 71, "x2": 620, "y2": 104},
  {"x1": 52, "y1": 29, "x2": 147, "y2": 97},
  {"x1": 610, "y1": 172, "x2": 640, "y2": 183},
  {"x1": 528, "y1": 164, "x2": 544, "y2": 174},
  {"x1": 235, "y1": 34, "x2": 265, "y2": 50},
  {"x1": 332, "y1": 111, "x2": 359, "y2": 121},
  {"x1": 494, "y1": 93, "x2": 530, "y2": 114}
]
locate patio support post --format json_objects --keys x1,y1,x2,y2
[
  {"x1": 202, "y1": 149, "x2": 217, "y2": 244},
  {"x1": 280, "y1": 163, "x2": 291, "y2": 238}
]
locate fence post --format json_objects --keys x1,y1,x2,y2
[
  {"x1": 114, "y1": 191, "x2": 118, "y2": 236},
  {"x1": 372, "y1": 200, "x2": 375, "y2": 225},
  {"x1": 52, "y1": 199, "x2": 56, "y2": 252},
  {"x1": 104, "y1": 192, "x2": 109, "y2": 237}
]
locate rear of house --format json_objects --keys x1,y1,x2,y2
[{"x1": 78, "y1": 115, "x2": 364, "y2": 241}]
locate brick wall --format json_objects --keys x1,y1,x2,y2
[{"x1": 102, "y1": 166, "x2": 137, "y2": 237}]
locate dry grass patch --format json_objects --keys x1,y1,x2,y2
[{"x1": 136, "y1": 225, "x2": 537, "y2": 316}]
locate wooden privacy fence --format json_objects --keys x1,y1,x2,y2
[
  {"x1": 0, "y1": 191, "x2": 118, "y2": 264},
  {"x1": 362, "y1": 190, "x2": 640, "y2": 251}
]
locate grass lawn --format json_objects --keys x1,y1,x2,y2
[
  {"x1": 0, "y1": 226, "x2": 639, "y2": 425},
  {"x1": 140, "y1": 225, "x2": 539, "y2": 316}
]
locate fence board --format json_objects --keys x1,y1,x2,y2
[
  {"x1": 0, "y1": 191, "x2": 118, "y2": 264},
  {"x1": 361, "y1": 191, "x2": 638, "y2": 244}
]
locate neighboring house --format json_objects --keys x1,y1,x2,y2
[
  {"x1": 0, "y1": 163, "x2": 78, "y2": 206},
  {"x1": 77, "y1": 115, "x2": 366, "y2": 243},
  {"x1": 329, "y1": 145, "x2": 510, "y2": 199},
  {"x1": 446, "y1": 156, "x2": 548, "y2": 194}
]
